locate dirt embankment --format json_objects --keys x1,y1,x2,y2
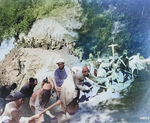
[
  {"x1": 0, "y1": 47, "x2": 80, "y2": 91},
  {"x1": 0, "y1": 4, "x2": 83, "y2": 90}
]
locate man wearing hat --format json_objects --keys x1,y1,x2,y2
[
  {"x1": 1, "y1": 92, "x2": 41, "y2": 123},
  {"x1": 53, "y1": 58, "x2": 79, "y2": 115},
  {"x1": 54, "y1": 58, "x2": 68, "y2": 99},
  {"x1": 54, "y1": 58, "x2": 67, "y2": 88}
]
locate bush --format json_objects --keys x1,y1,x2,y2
[{"x1": 0, "y1": 0, "x2": 74, "y2": 45}]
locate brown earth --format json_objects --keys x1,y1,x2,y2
[{"x1": 0, "y1": 47, "x2": 80, "y2": 91}]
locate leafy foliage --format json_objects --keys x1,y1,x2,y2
[
  {"x1": 76, "y1": 1, "x2": 113, "y2": 59},
  {"x1": 0, "y1": 0, "x2": 74, "y2": 45},
  {"x1": 0, "y1": 0, "x2": 150, "y2": 59},
  {"x1": 76, "y1": 0, "x2": 150, "y2": 58},
  {"x1": 0, "y1": 0, "x2": 36, "y2": 43},
  {"x1": 110, "y1": 0, "x2": 150, "y2": 57}
]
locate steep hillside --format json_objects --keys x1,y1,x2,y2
[{"x1": 0, "y1": 47, "x2": 80, "y2": 90}]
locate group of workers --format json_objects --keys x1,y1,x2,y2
[
  {"x1": 0, "y1": 58, "x2": 95, "y2": 123},
  {"x1": 0, "y1": 48, "x2": 146, "y2": 123}
]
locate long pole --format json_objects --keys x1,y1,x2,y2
[
  {"x1": 40, "y1": 100, "x2": 62, "y2": 115},
  {"x1": 108, "y1": 44, "x2": 118, "y2": 57}
]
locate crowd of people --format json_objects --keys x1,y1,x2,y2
[
  {"x1": 0, "y1": 58, "x2": 97, "y2": 123},
  {"x1": 0, "y1": 49, "x2": 149, "y2": 122}
]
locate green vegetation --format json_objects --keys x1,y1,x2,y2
[
  {"x1": 76, "y1": 0, "x2": 150, "y2": 58},
  {"x1": 110, "y1": 0, "x2": 150, "y2": 57},
  {"x1": 0, "y1": 0, "x2": 74, "y2": 44},
  {"x1": 76, "y1": 1, "x2": 113, "y2": 59},
  {"x1": 0, "y1": 0, "x2": 149, "y2": 58},
  {"x1": 0, "y1": 0, "x2": 36, "y2": 42}
]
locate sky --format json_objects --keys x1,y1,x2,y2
[{"x1": 0, "y1": 38, "x2": 15, "y2": 62}]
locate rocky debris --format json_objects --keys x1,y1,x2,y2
[
  {"x1": 13, "y1": 4, "x2": 84, "y2": 62},
  {"x1": 0, "y1": 47, "x2": 79, "y2": 91},
  {"x1": 14, "y1": 15, "x2": 84, "y2": 61},
  {"x1": 16, "y1": 35, "x2": 84, "y2": 63}
]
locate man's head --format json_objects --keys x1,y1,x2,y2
[
  {"x1": 43, "y1": 77, "x2": 48, "y2": 83},
  {"x1": 137, "y1": 53, "x2": 140, "y2": 56},
  {"x1": 123, "y1": 50, "x2": 127, "y2": 57},
  {"x1": 13, "y1": 92, "x2": 24, "y2": 107},
  {"x1": 29, "y1": 77, "x2": 35, "y2": 85},
  {"x1": 11, "y1": 83, "x2": 17, "y2": 90},
  {"x1": 56, "y1": 58, "x2": 65, "y2": 70},
  {"x1": 34, "y1": 78, "x2": 38, "y2": 86},
  {"x1": 114, "y1": 53, "x2": 118, "y2": 60},
  {"x1": 82, "y1": 66, "x2": 89, "y2": 77},
  {"x1": 123, "y1": 50, "x2": 127, "y2": 58}
]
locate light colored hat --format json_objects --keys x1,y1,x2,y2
[
  {"x1": 56, "y1": 58, "x2": 65, "y2": 64},
  {"x1": 43, "y1": 83, "x2": 51, "y2": 90}
]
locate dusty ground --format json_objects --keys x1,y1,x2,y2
[{"x1": 0, "y1": 47, "x2": 81, "y2": 91}]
